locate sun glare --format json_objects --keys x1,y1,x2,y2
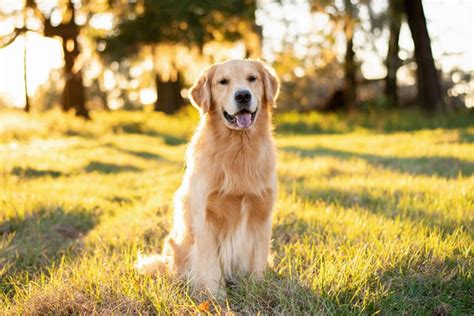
[
  {"x1": 0, "y1": 32, "x2": 62, "y2": 107},
  {"x1": 139, "y1": 88, "x2": 157, "y2": 105}
]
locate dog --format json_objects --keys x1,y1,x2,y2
[{"x1": 136, "y1": 59, "x2": 279, "y2": 297}]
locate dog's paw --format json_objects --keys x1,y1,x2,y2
[
  {"x1": 194, "y1": 287, "x2": 227, "y2": 303},
  {"x1": 135, "y1": 253, "x2": 166, "y2": 274}
]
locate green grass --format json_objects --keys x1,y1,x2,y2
[{"x1": 1, "y1": 108, "x2": 473, "y2": 314}]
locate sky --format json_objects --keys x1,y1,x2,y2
[{"x1": 0, "y1": 0, "x2": 473, "y2": 108}]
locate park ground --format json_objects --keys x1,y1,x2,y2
[{"x1": 0, "y1": 108, "x2": 473, "y2": 314}]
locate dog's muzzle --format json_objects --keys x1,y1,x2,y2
[{"x1": 223, "y1": 109, "x2": 257, "y2": 129}]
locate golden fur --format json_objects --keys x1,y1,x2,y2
[{"x1": 136, "y1": 59, "x2": 279, "y2": 297}]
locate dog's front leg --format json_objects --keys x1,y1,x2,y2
[
  {"x1": 250, "y1": 217, "x2": 272, "y2": 279},
  {"x1": 247, "y1": 188, "x2": 275, "y2": 278},
  {"x1": 190, "y1": 227, "x2": 224, "y2": 298}
]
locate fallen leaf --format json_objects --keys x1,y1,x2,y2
[{"x1": 198, "y1": 301, "x2": 210, "y2": 312}]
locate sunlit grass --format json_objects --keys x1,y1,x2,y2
[{"x1": 1, "y1": 108, "x2": 473, "y2": 314}]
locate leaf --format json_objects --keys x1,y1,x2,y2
[{"x1": 198, "y1": 300, "x2": 210, "y2": 312}]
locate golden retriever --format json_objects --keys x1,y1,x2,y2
[{"x1": 136, "y1": 59, "x2": 279, "y2": 297}]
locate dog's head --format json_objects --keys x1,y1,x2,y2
[{"x1": 189, "y1": 60, "x2": 279, "y2": 130}]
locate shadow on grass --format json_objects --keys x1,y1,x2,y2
[
  {"x1": 103, "y1": 143, "x2": 166, "y2": 161},
  {"x1": 283, "y1": 145, "x2": 474, "y2": 178},
  {"x1": 226, "y1": 270, "x2": 331, "y2": 314},
  {"x1": 85, "y1": 161, "x2": 141, "y2": 174},
  {"x1": 114, "y1": 122, "x2": 187, "y2": 146},
  {"x1": 459, "y1": 128, "x2": 474, "y2": 143},
  {"x1": 268, "y1": 217, "x2": 472, "y2": 314},
  {"x1": 157, "y1": 133, "x2": 188, "y2": 146},
  {"x1": 315, "y1": 254, "x2": 472, "y2": 314},
  {"x1": 279, "y1": 176, "x2": 472, "y2": 236},
  {"x1": 126, "y1": 149, "x2": 163, "y2": 160},
  {"x1": 371, "y1": 257, "x2": 473, "y2": 314},
  {"x1": 11, "y1": 167, "x2": 64, "y2": 178},
  {"x1": 0, "y1": 205, "x2": 99, "y2": 295},
  {"x1": 275, "y1": 110, "x2": 474, "y2": 135}
]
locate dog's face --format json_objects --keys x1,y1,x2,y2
[{"x1": 190, "y1": 60, "x2": 279, "y2": 130}]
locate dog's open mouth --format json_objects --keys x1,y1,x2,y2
[{"x1": 223, "y1": 109, "x2": 257, "y2": 129}]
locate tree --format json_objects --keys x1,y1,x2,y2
[
  {"x1": 0, "y1": 1, "x2": 139, "y2": 117},
  {"x1": 0, "y1": 4, "x2": 31, "y2": 112},
  {"x1": 19, "y1": 0, "x2": 90, "y2": 118},
  {"x1": 343, "y1": 0, "x2": 357, "y2": 111},
  {"x1": 43, "y1": 1, "x2": 89, "y2": 118},
  {"x1": 309, "y1": 0, "x2": 360, "y2": 111},
  {"x1": 22, "y1": 7, "x2": 30, "y2": 113},
  {"x1": 155, "y1": 71, "x2": 184, "y2": 114},
  {"x1": 404, "y1": 0, "x2": 444, "y2": 112},
  {"x1": 105, "y1": 0, "x2": 258, "y2": 114},
  {"x1": 385, "y1": 0, "x2": 402, "y2": 106},
  {"x1": 23, "y1": 30, "x2": 30, "y2": 113}
]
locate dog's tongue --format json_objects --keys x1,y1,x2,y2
[{"x1": 236, "y1": 112, "x2": 252, "y2": 128}]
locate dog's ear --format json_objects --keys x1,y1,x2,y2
[
  {"x1": 189, "y1": 67, "x2": 212, "y2": 114},
  {"x1": 261, "y1": 63, "x2": 280, "y2": 107}
]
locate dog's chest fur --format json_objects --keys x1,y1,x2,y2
[
  {"x1": 206, "y1": 189, "x2": 273, "y2": 277},
  {"x1": 203, "y1": 142, "x2": 275, "y2": 277}
]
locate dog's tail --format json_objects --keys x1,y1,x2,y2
[{"x1": 135, "y1": 252, "x2": 167, "y2": 274}]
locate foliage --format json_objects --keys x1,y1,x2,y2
[
  {"x1": 1, "y1": 109, "x2": 473, "y2": 314},
  {"x1": 104, "y1": 0, "x2": 257, "y2": 58}
]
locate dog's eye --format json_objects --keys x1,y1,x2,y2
[
  {"x1": 248, "y1": 75, "x2": 257, "y2": 82},
  {"x1": 218, "y1": 78, "x2": 229, "y2": 85}
]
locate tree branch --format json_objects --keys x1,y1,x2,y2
[{"x1": 0, "y1": 28, "x2": 27, "y2": 49}]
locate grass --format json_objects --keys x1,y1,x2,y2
[{"x1": 0, "y1": 107, "x2": 473, "y2": 314}]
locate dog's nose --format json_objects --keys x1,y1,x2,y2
[{"x1": 234, "y1": 90, "x2": 252, "y2": 106}]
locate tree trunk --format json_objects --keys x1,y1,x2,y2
[
  {"x1": 245, "y1": 6, "x2": 263, "y2": 59},
  {"x1": 404, "y1": 0, "x2": 444, "y2": 112},
  {"x1": 43, "y1": 0, "x2": 89, "y2": 119},
  {"x1": 344, "y1": 0, "x2": 357, "y2": 111},
  {"x1": 385, "y1": 0, "x2": 402, "y2": 106},
  {"x1": 23, "y1": 32, "x2": 30, "y2": 112},
  {"x1": 154, "y1": 73, "x2": 184, "y2": 114},
  {"x1": 61, "y1": 37, "x2": 89, "y2": 118}
]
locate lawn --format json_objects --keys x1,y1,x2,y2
[{"x1": 1, "y1": 108, "x2": 473, "y2": 314}]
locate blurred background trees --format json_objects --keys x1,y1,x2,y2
[
  {"x1": 104, "y1": 0, "x2": 258, "y2": 113},
  {"x1": 0, "y1": 0, "x2": 472, "y2": 117},
  {"x1": 385, "y1": 0, "x2": 402, "y2": 107},
  {"x1": 403, "y1": 0, "x2": 444, "y2": 112}
]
